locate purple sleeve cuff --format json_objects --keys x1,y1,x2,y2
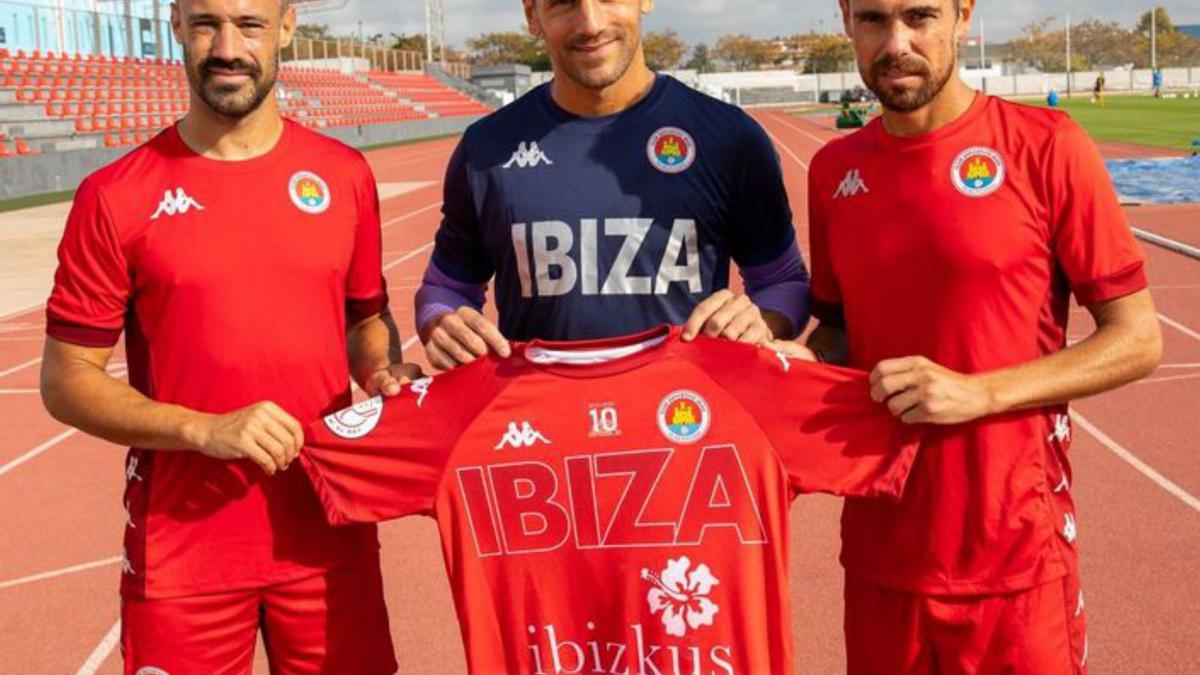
[
  {"x1": 740, "y1": 245, "x2": 811, "y2": 337},
  {"x1": 415, "y1": 262, "x2": 487, "y2": 334}
]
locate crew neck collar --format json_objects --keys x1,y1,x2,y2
[{"x1": 520, "y1": 324, "x2": 677, "y2": 378}]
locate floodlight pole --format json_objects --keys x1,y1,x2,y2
[
  {"x1": 1065, "y1": 12, "x2": 1072, "y2": 99},
  {"x1": 424, "y1": 0, "x2": 433, "y2": 64},
  {"x1": 1151, "y1": 9, "x2": 1157, "y2": 71}
]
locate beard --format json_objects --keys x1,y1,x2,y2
[
  {"x1": 865, "y1": 52, "x2": 954, "y2": 113},
  {"x1": 185, "y1": 48, "x2": 277, "y2": 118},
  {"x1": 554, "y1": 29, "x2": 639, "y2": 91}
]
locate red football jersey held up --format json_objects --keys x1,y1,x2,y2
[
  {"x1": 302, "y1": 326, "x2": 920, "y2": 674},
  {"x1": 46, "y1": 121, "x2": 387, "y2": 599},
  {"x1": 807, "y1": 94, "x2": 1148, "y2": 594}
]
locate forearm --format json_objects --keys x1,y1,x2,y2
[
  {"x1": 41, "y1": 362, "x2": 209, "y2": 451},
  {"x1": 415, "y1": 263, "x2": 487, "y2": 339},
  {"x1": 741, "y1": 247, "x2": 810, "y2": 339},
  {"x1": 977, "y1": 313, "x2": 1161, "y2": 413},
  {"x1": 347, "y1": 313, "x2": 399, "y2": 390}
]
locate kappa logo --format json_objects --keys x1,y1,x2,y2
[
  {"x1": 641, "y1": 556, "x2": 720, "y2": 637},
  {"x1": 410, "y1": 376, "x2": 433, "y2": 408},
  {"x1": 125, "y1": 456, "x2": 142, "y2": 483},
  {"x1": 832, "y1": 168, "x2": 869, "y2": 199},
  {"x1": 324, "y1": 396, "x2": 384, "y2": 439},
  {"x1": 1048, "y1": 414, "x2": 1071, "y2": 444},
  {"x1": 150, "y1": 187, "x2": 203, "y2": 220},
  {"x1": 494, "y1": 421, "x2": 551, "y2": 450},
  {"x1": 1062, "y1": 512, "x2": 1078, "y2": 544},
  {"x1": 503, "y1": 141, "x2": 553, "y2": 169}
]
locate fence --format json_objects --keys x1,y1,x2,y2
[{"x1": 678, "y1": 66, "x2": 1200, "y2": 107}]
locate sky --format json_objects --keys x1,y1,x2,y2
[{"x1": 315, "y1": 0, "x2": 1200, "y2": 49}]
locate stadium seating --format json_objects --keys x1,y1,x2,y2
[{"x1": 0, "y1": 50, "x2": 491, "y2": 154}]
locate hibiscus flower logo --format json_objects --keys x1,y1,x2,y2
[{"x1": 640, "y1": 556, "x2": 720, "y2": 637}]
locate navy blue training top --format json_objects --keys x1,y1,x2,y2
[{"x1": 430, "y1": 75, "x2": 800, "y2": 341}]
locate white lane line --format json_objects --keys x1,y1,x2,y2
[
  {"x1": 382, "y1": 242, "x2": 434, "y2": 272},
  {"x1": 761, "y1": 127, "x2": 810, "y2": 171},
  {"x1": 382, "y1": 201, "x2": 441, "y2": 229},
  {"x1": 1157, "y1": 363, "x2": 1200, "y2": 369},
  {"x1": 402, "y1": 334, "x2": 420, "y2": 352},
  {"x1": 0, "y1": 303, "x2": 45, "y2": 324},
  {"x1": 768, "y1": 111, "x2": 837, "y2": 146},
  {"x1": 0, "y1": 357, "x2": 41, "y2": 379},
  {"x1": 75, "y1": 619, "x2": 121, "y2": 675},
  {"x1": 0, "y1": 556, "x2": 121, "y2": 591},
  {"x1": 0, "y1": 388, "x2": 40, "y2": 394},
  {"x1": 1159, "y1": 313, "x2": 1200, "y2": 342},
  {"x1": 1072, "y1": 411, "x2": 1200, "y2": 513},
  {"x1": 1135, "y1": 372, "x2": 1200, "y2": 386},
  {"x1": 0, "y1": 428, "x2": 78, "y2": 477}
]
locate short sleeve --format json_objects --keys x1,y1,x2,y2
[
  {"x1": 301, "y1": 359, "x2": 505, "y2": 524},
  {"x1": 807, "y1": 149, "x2": 844, "y2": 326},
  {"x1": 345, "y1": 156, "x2": 388, "y2": 326},
  {"x1": 729, "y1": 116, "x2": 797, "y2": 267},
  {"x1": 430, "y1": 138, "x2": 493, "y2": 284},
  {"x1": 46, "y1": 177, "x2": 131, "y2": 347},
  {"x1": 702, "y1": 343, "x2": 919, "y2": 499},
  {"x1": 1046, "y1": 117, "x2": 1147, "y2": 305}
]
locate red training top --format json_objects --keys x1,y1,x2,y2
[
  {"x1": 46, "y1": 121, "x2": 386, "y2": 598},
  {"x1": 302, "y1": 326, "x2": 920, "y2": 674},
  {"x1": 808, "y1": 94, "x2": 1147, "y2": 594}
]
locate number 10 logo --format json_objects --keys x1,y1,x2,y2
[{"x1": 588, "y1": 404, "x2": 620, "y2": 438}]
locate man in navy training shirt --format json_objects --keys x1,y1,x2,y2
[{"x1": 416, "y1": 0, "x2": 809, "y2": 368}]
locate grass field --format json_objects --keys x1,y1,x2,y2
[{"x1": 1032, "y1": 94, "x2": 1200, "y2": 151}]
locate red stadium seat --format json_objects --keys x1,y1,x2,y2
[
  {"x1": 0, "y1": 141, "x2": 10, "y2": 157},
  {"x1": 15, "y1": 139, "x2": 38, "y2": 155}
]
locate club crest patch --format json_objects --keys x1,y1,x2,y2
[
  {"x1": 951, "y1": 147, "x2": 1005, "y2": 197},
  {"x1": 657, "y1": 390, "x2": 711, "y2": 444},
  {"x1": 289, "y1": 171, "x2": 331, "y2": 214},
  {"x1": 647, "y1": 127, "x2": 696, "y2": 174},
  {"x1": 324, "y1": 396, "x2": 383, "y2": 439}
]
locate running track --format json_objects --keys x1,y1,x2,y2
[{"x1": 0, "y1": 116, "x2": 1197, "y2": 674}]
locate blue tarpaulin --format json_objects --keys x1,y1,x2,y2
[{"x1": 1106, "y1": 156, "x2": 1200, "y2": 204}]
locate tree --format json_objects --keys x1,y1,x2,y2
[
  {"x1": 712, "y1": 34, "x2": 773, "y2": 71},
  {"x1": 1137, "y1": 7, "x2": 1175, "y2": 36},
  {"x1": 467, "y1": 31, "x2": 549, "y2": 69},
  {"x1": 1008, "y1": 17, "x2": 1085, "y2": 72},
  {"x1": 1135, "y1": 7, "x2": 1200, "y2": 68},
  {"x1": 642, "y1": 29, "x2": 689, "y2": 71},
  {"x1": 390, "y1": 33, "x2": 427, "y2": 53},
  {"x1": 1071, "y1": 19, "x2": 1139, "y2": 69},
  {"x1": 685, "y1": 43, "x2": 713, "y2": 73},
  {"x1": 294, "y1": 23, "x2": 334, "y2": 41},
  {"x1": 803, "y1": 34, "x2": 855, "y2": 73}
]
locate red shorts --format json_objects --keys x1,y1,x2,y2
[
  {"x1": 844, "y1": 570, "x2": 1088, "y2": 675},
  {"x1": 121, "y1": 556, "x2": 396, "y2": 675}
]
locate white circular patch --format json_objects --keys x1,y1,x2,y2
[
  {"x1": 646, "y1": 127, "x2": 697, "y2": 174},
  {"x1": 135, "y1": 668, "x2": 171, "y2": 675},
  {"x1": 656, "y1": 390, "x2": 711, "y2": 444},
  {"x1": 950, "y1": 146, "x2": 1006, "y2": 198},
  {"x1": 324, "y1": 396, "x2": 384, "y2": 439},
  {"x1": 288, "y1": 170, "x2": 332, "y2": 214}
]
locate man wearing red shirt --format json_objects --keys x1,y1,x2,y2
[
  {"x1": 301, "y1": 326, "x2": 921, "y2": 674},
  {"x1": 789, "y1": 0, "x2": 1163, "y2": 672},
  {"x1": 39, "y1": 1, "x2": 414, "y2": 672}
]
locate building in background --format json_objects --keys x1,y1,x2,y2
[{"x1": 0, "y1": 1, "x2": 178, "y2": 60}]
